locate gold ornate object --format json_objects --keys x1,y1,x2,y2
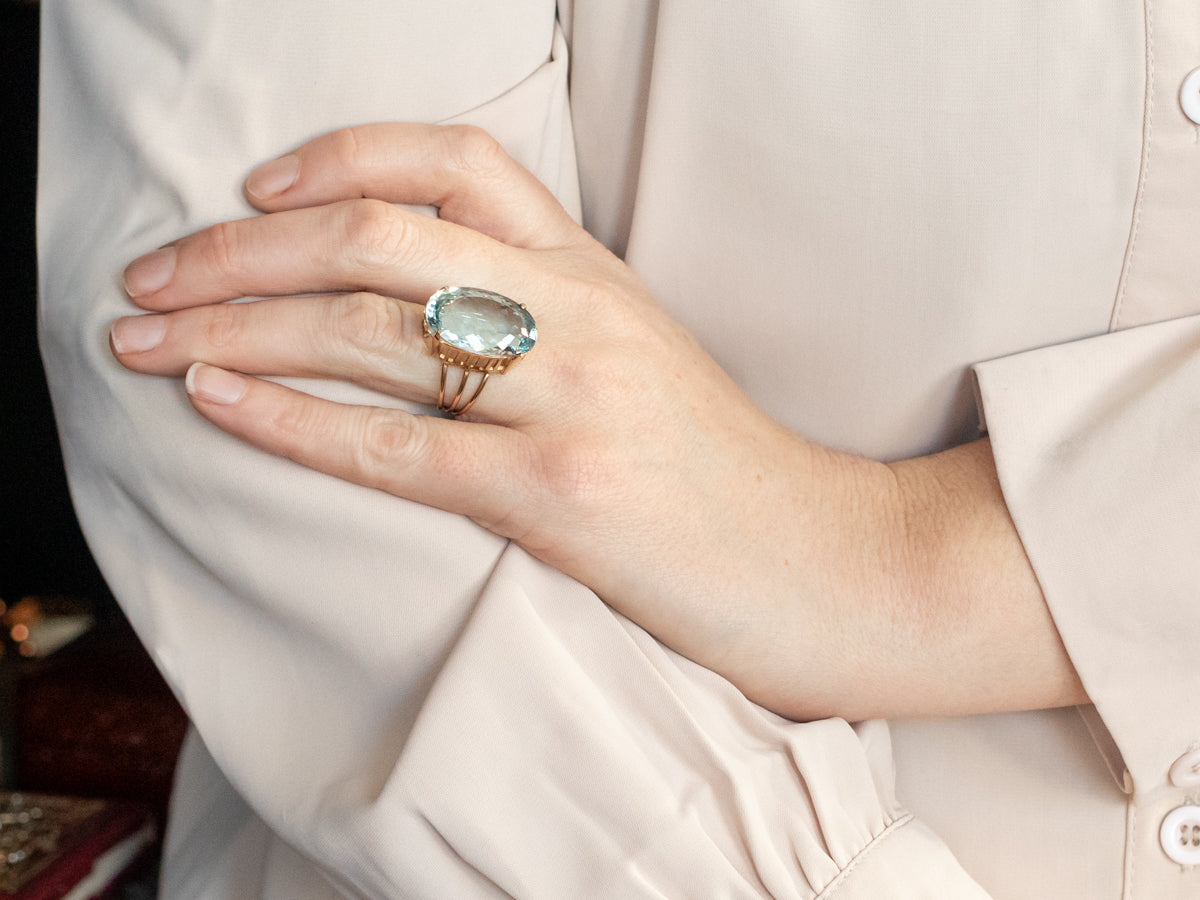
[{"x1": 0, "y1": 794, "x2": 102, "y2": 892}]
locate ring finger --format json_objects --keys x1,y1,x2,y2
[{"x1": 111, "y1": 290, "x2": 541, "y2": 419}]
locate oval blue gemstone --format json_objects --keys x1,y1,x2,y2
[{"x1": 425, "y1": 287, "x2": 537, "y2": 358}]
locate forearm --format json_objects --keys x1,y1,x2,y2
[{"x1": 885, "y1": 438, "x2": 1087, "y2": 714}]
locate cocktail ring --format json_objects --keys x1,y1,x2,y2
[{"x1": 423, "y1": 286, "x2": 537, "y2": 416}]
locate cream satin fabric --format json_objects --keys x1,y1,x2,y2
[{"x1": 38, "y1": 1, "x2": 1200, "y2": 897}]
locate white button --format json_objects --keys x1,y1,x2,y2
[
  {"x1": 1181, "y1": 68, "x2": 1200, "y2": 124},
  {"x1": 1170, "y1": 748, "x2": 1200, "y2": 788},
  {"x1": 1160, "y1": 806, "x2": 1200, "y2": 866}
]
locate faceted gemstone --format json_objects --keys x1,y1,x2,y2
[{"x1": 425, "y1": 287, "x2": 537, "y2": 358}]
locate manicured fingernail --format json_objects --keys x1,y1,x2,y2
[
  {"x1": 186, "y1": 363, "x2": 247, "y2": 405},
  {"x1": 110, "y1": 315, "x2": 166, "y2": 354},
  {"x1": 123, "y1": 246, "x2": 176, "y2": 296},
  {"x1": 245, "y1": 153, "x2": 300, "y2": 200}
]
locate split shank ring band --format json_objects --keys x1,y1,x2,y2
[{"x1": 423, "y1": 286, "x2": 538, "y2": 417}]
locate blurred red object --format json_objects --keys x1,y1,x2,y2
[
  {"x1": 0, "y1": 792, "x2": 155, "y2": 899},
  {"x1": 12, "y1": 616, "x2": 188, "y2": 825}
]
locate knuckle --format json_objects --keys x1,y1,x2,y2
[
  {"x1": 203, "y1": 302, "x2": 245, "y2": 350},
  {"x1": 553, "y1": 345, "x2": 635, "y2": 420},
  {"x1": 560, "y1": 277, "x2": 675, "y2": 405},
  {"x1": 264, "y1": 396, "x2": 331, "y2": 453},
  {"x1": 334, "y1": 292, "x2": 409, "y2": 354},
  {"x1": 341, "y1": 198, "x2": 413, "y2": 270},
  {"x1": 330, "y1": 125, "x2": 367, "y2": 171},
  {"x1": 550, "y1": 345, "x2": 644, "y2": 432},
  {"x1": 473, "y1": 502, "x2": 537, "y2": 546},
  {"x1": 358, "y1": 410, "x2": 425, "y2": 476},
  {"x1": 205, "y1": 219, "x2": 244, "y2": 273},
  {"x1": 440, "y1": 124, "x2": 511, "y2": 183}
]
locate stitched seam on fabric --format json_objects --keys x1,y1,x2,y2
[
  {"x1": 1123, "y1": 796, "x2": 1137, "y2": 900},
  {"x1": 813, "y1": 812, "x2": 915, "y2": 900},
  {"x1": 1111, "y1": 0, "x2": 1155, "y2": 332},
  {"x1": 1076, "y1": 705, "x2": 1133, "y2": 793}
]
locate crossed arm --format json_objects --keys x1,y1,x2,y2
[{"x1": 110, "y1": 123, "x2": 1086, "y2": 722}]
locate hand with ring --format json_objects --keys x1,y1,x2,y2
[{"x1": 111, "y1": 123, "x2": 1085, "y2": 721}]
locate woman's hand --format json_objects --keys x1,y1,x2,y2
[{"x1": 111, "y1": 123, "x2": 1085, "y2": 720}]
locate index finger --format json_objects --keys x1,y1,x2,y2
[{"x1": 243, "y1": 123, "x2": 582, "y2": 250}]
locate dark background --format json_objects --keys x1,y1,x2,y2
[
  {"x1": 2, "y1": 1, "x2": 117, "y2": 613},
  {"x1": 0, "y1": 14, "x2": 191, "y2": 893}
]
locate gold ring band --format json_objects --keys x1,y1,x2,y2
[{"x1": 437, "y1": 365, "x2": 491, "y2": 417}]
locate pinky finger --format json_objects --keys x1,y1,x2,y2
[{"x1": 184, "y1": 363, "x2": 538, "y2": 533}]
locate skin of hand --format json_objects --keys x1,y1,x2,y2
[{"x1": 110, "y1": 123, "x2": 1087, "y2": 721}]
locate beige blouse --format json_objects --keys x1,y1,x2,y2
[{"x1": 38, "y1": 0, "x2": 1200, "y2": 896}]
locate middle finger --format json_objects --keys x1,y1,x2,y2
[
  {"x1": 112, "y1": 292, "x2": 441, "y2": 405},
  {"x1": 122, "y1": 199, "x2": 530, "y2": 313}
]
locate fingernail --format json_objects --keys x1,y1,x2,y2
[
  {"x1": 123, "y1": 246, "x2": 177, "y2": 296},
  {"x1": 186, "y1": 363, "x2": 247, "y2": 405},
  {"x1": 245, "y1": 153, "x2": 300, "y2": 200},
  {"x1": 110, "y1": 315, "x2": 167, "y2": 354}
]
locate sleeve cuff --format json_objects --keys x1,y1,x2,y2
[{"x1": 973, "y1": 314, "x2": 1200, "y2": 791}]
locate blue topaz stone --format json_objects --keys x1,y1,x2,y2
[{"x1": 423, "y1": 286, "x2": 537, "y2": 373}]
